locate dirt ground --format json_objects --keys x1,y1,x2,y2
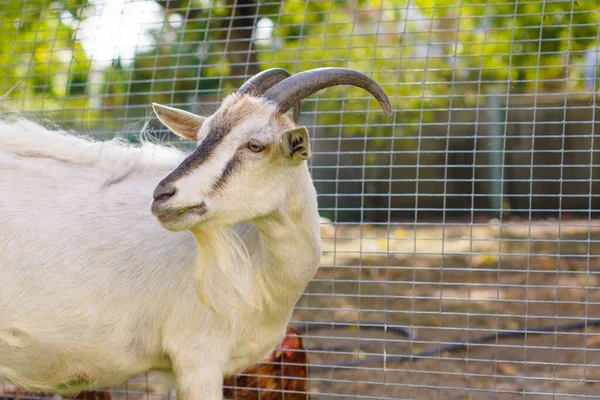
[
  {"x1": 299, "y1": 218, "x2": 600, "y2": 399},
  {"x1": 2, "y1": 218, "x2": 600, "y2": 399}
]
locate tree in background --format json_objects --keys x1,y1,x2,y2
[{"x1": 100, "y1": 0, "x2": 271, "y2": 131}]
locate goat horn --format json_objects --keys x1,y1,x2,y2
[
  {"x1": 263, "y1": 67, "x2": 392, "y2": 117},
  {"x1": 237, "y1": 68, "x2": 301, "y2": 122}
]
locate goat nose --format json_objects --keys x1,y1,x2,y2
[{"x1": 153, "y1": 185, "x2": 176, "y2": 202}]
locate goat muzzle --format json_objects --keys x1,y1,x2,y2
[{"x1": 153, "y1": 184, "x2": 176, "y2": 203}]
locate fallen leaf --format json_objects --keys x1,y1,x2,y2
[
  {"x1": 376, "y1": 238, "x2": 388, "y2": 250},
  {"x1": 541, "y1": 257, "x2": 556, "y2": 270},
  {"x1": 479, "y1": 254, "x2": 498, "y2": 267},
  {"x1": 568, "y1": 263, "x2": 581, "y2": 272},
  {"x1": 393, "y1": 228, "x2": 406, "y2": 239},
  {"x1": 497, "y1": 362, "x2": 520, "y2": 376},
  {"x1": 507, "y1": 320, "x2": 521, "y2": 330},
  {"x1": 586, "y1": 335, "x2": 600, "y2": 347}
]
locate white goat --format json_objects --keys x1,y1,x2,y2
[{"x1": 0, "y1": 68, "x2": 391, "y2": 399}]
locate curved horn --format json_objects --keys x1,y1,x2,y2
[
  {"x1": 263, "y1": 67, "x2": 392, "y2": 117},
  {"x1": 237, "y1": 68, "x2": 291, "y2": 96},
  {"x1": 237, "y1": 68, "x2": 301, "y2": 122}
]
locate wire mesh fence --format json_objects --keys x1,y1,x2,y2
[{"x1": 1, "y1": 0, "x2": 600, "y2": 398}]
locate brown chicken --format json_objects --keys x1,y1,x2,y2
[
  {"x1": 1, "y1": 328, "x2": 309, "y2": 400},
  {"x1": 223, "y1": 326, "x2": 310, "y2": 400}
]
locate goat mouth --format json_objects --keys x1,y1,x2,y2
[{"x1": 155, "y1": 203, "x2": 207, "y2": 223}]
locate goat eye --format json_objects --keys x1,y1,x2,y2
[{"x1": 248, "y1": 141, "x2": 264, "y2": 153}]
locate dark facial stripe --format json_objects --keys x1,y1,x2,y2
[
  {"x1": 156, "y1": 109, "x2": 239, "y2": 188},
  {"x1": 210, "y1": 153, "x2": 241, "y2": 193}
]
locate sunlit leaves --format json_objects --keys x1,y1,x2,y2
[
  {"x1": 0, "y1": 0, "x2": 91, "y2": 124},
  {"x1": 259, "y1": 0, "x2": 599, "y2": 140},
  {"x1": 1, "y1": 0, "x2": 598, "y2": 137}
]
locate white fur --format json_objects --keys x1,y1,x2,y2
[{"x1": 0, "y1": 115, "x2": 321, "y2": 399}]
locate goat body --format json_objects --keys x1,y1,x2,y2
[
  {"x1": 0, "y1": 118, "x2": 321, "y2": 397},
  {"x1": 0, "y1": 67, "x2": 390, "y2": 400}
]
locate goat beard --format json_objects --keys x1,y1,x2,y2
[{"x1": 193, "y1": 226, "x2": 255, "y2": 314}]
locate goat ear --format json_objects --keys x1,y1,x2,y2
[
  {"x1": 282, "y1": 126, "x2": 311, "y2": 162},
  {"x1": 152, "y1": 103, "x2": 206, "y2": 141}
]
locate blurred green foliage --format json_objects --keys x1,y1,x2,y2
[
  {"x1": 270, "y1": 1, "x2": 599, "y2": 136},
  {"x1": 0, "y1": 0, "x2": 93, "y2": 124},
  {"x1": 0, "y1": 0, "x2": 598, "y2": 136}
]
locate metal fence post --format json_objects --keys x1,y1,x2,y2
[{"x1": 487, "y1": 87, "x2": 507, "y2": 218}]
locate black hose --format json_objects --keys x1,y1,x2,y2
[
  {"x1": 293, "y1": 320, "x2": 414, "y2": 338},
  {"x1": 291, "y1": 321, "x2": 413, "y2": 354},
  {"x1": 300, "y1": 319, "x2": 600, "y2": 370}
]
